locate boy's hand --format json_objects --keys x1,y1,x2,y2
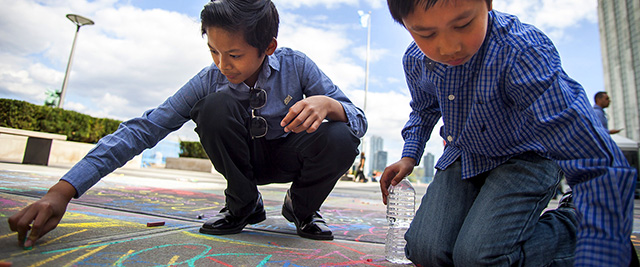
[
  {"x1": 380, "y1": 157, "x2": 416, "y2": 205},
  {"x1": 281, "y1": 95, "x2": 346, "y2": 134},
  {"x1": 8, "y1": 180, "x2": 76, "y2": 248}
]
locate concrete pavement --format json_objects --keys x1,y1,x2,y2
[
  {"x1": 0, "y1": 162, "x2": 418, "y2": 266},
  {"x1": 0, "y1": 162, "x2": 638, "y2": 266}
]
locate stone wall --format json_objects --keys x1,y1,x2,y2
[
  {"x1": 0, "y1": 133, "x2": 141, "y2": 168},
  {"x1": 165, "y1": 157, "x2": 214, "y2": 173}
]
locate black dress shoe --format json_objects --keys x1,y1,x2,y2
[
  {"x1": 199, "y1": 195, "x2": 266, "y2": 235},
  {"x1": 282, "y1": 190, "x2": 333, "y2": 240}
]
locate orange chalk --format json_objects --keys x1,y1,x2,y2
[
  {"x1": 146, "y1": 221, "x2": 165, "y2": 227},
  {"x1": 0, "y1": 261, "x2": 12, "y2": 267}
]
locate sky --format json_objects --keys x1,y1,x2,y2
[{"x1": 0, "y1": 0, "x2": 603, "y2": 168}]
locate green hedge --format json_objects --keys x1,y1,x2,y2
[
  {"x1": 179, "y1": 141, "x2": 208, "y2": 159},
  {"x1": 0, "y1": 98, "x2": 122, "y2": 144}
]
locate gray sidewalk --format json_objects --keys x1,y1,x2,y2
[
  {"x1": 0, "y1": 162, "x2": 422, "y2": 266},
  {"x1": 0, "y1": 162, "x2": 638, "y2": 266}
]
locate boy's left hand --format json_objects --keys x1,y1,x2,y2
[{"x1": 281, "y1": 95, "x2": 344, "y2": 133}]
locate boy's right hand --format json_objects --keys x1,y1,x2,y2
[
  {"x1": 379, "y1": 157, "x2": 416, "y2": 205},
  {"x1": 8, "y1": 180, "x2": 76, "y2": 248}
]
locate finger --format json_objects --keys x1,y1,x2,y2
[
  {"x1": 14, "y1": 209, "x2": 38, "y2": 247},
  {"x1": 16, "y1": 223, "x2": 32, "y2": 247},
  {"x1": 25, "y1": 204, "x2": 55, "y2": 248},
  {"x1": 26, "y1": 216, "x2": 60, "y2": 248},
  {"x1": 292, "y1": 115, "x2": 314, "y2": 133},
  {"x1": 391, "y1": 171, "x2": 409, "y2": 186},
  {"x1": 281, "y1": 103, "x2": 304, "y2": 129},
  {"x1": 380, "y1": 182, "x2": 388, "y2": 205},
  {"x1": 286, "y1": 110, "x2": 311, "y2": 133},
  {"x1": 8, "y1": 206, "x2": 28, "y2": 232},
  {"x1": 24, "y1": 232, "x2": 35, "y2": 248},
  {"x1": 379, "y1": 171, "x2": 396, "y2": 205},
  {"x1": 305, "y1": 118, "x2": 322, "y2": 134}
]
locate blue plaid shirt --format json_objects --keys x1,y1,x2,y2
[{"x1": 401, "y1": 10, "x2": 636, "y2": 266}]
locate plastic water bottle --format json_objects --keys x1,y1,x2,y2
[{"x1": 385, "y1": 179, "x2": 415, "y2": 264}]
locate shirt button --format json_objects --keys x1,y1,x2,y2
[
  {"x1": 448, "y1": 94, "x2": 455, "y2": 101},
  {"x1": 447, "y1": 136, "x2": 453, "y2": 142}
]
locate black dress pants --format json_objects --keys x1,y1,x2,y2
[{"x1": 190, "y1": 91, "x2": 360, "y2": 220}]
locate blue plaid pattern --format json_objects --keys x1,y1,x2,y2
[{"x1": 400, "y1": 10, "x2": 636, "y2": 266}]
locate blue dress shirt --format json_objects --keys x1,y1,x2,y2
[
  {"x1": 61, "y1": 47, "x2": 367, "y2": 197},
  {"x1": 401, "y1": 10, "x2": 636, "y2": 266},
  {"x1": 593, "y1": 104, "x2": 608, "y2": 129}
]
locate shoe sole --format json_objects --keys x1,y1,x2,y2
[
  {"x1": 199, "y1": 210, "x2": 266, "y2": 235},
  {"x1": 282, "y1": 204, "x2": 334, "y2": 240}
]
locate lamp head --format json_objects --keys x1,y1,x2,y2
[{"x1": 66, "y1": 14, "x2": 94, "y2": 27}]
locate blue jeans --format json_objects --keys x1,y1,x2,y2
[{"x1": 405, "y1": 153, "x2": 578, "y2": 266}]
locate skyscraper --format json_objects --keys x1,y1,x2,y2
[
  {"x1": 373, "y1": 150, "x2": 388, "y2": 175},
  {"x1": 369, "y1": 135, "x2": 384, "y2": 175},
  {"x1": 597, "y1": 0, "x2": 640, "y2": 141}
]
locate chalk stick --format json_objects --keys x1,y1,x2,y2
[
  {"x1": 0, "y1": 261, "x2": 12, "y2": 267},
  {"x1": 146, "y1": 221, "x2": 165, "y2": 227}
]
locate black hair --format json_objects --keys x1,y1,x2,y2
[
  {"x1": 387, "y1": 0, "x2": 492, "y2": 26},
  {"x1": 594, "y1": 91, "x2": 608, "y2": 102},
  {"x1": 201, "y1": 0, "x2": 279, "y2": 55}
]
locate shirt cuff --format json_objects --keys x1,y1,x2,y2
[{"x1": 60, "y1": 159, "x2": 102, "y2": 198}]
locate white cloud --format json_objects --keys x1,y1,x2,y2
[
  {"x1": 278, "y1": 12, "x2": 365, "y2": 91},
  {"x1": 273, "y1": 0, "x2": 385, "y2": 10},
  {"x1": 494, "y1": 0, "x2": 597, "y2": 39},
  {"x1": 274, "y1": 0, "x2": 358, "y2": 9},
  {"x1": 0, "y1": 0, "x2": 210, "y2": 119}
]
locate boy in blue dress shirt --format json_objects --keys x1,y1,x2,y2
[
  {"x1": 380, "y1": 0, "x2": 636, "y2": 266},
  {"x1": 9, "y1": 0, "x2": 367, "y2": 246}
]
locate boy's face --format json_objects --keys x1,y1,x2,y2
[
  {"x1": 205, "y1": 26, "x2": 276, "y2": 86},
  {"x1": 402, "y1": 0, "x2": 492, "y2": 66}
]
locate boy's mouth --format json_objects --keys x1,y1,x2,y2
[
  {"x1": 444, "y1": 56, "x2": 467, "y2": 66},
  {"x1": 222, "y1": 72, "x2": 238, "y2": 80}
]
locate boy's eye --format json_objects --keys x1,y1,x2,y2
[
  {"x1": 455, "y1": 20, "x2": 473, "y2": 29},
  {"x1": 419, "y1": 33, "x2": 435, "y2": 39},
  {"x1": 210, "y1": 50, "x2": 218, "y2": 54}
]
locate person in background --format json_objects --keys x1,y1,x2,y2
[
  {"x1": 355, "y1": 152, "x2": 368, "y2": 183},
  {"x1": 593, "y1": 91, "x2": 622, "y2": 134}
]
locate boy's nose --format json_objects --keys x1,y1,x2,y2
[
  {"x1": 217, "y1": 57, "x2": 231, "y2": 70},
  {"x1": 438, "y1": 37, "x2": 462, "y2": 56}
]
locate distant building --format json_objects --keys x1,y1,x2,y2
[
  {"x1": 423, "y1": 153, "x2": 435, "y2": 183},
  {"x1": 373, "y1": 150, "x2": 388, "y2": 174},
  {"x1": 597, "y1": 0, "x2": 640, "y2": 141},
  {"x1": 369, "y1": 135, "x2": 384, "y2": 175}
]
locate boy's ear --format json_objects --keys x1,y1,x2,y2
[{"x1": 265, "y1": 38, "x2": 277, "y2": 56}]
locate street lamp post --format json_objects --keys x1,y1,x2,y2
[
  {"x1": 358, "y1": 10, "x2": 372, "y2": 176},
  {"x1": 358, "y1": 11, "x2": 372, "y2": 112},
  {"x1": 58, "y1": 14, "x2": 94, "y2": 109}
]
